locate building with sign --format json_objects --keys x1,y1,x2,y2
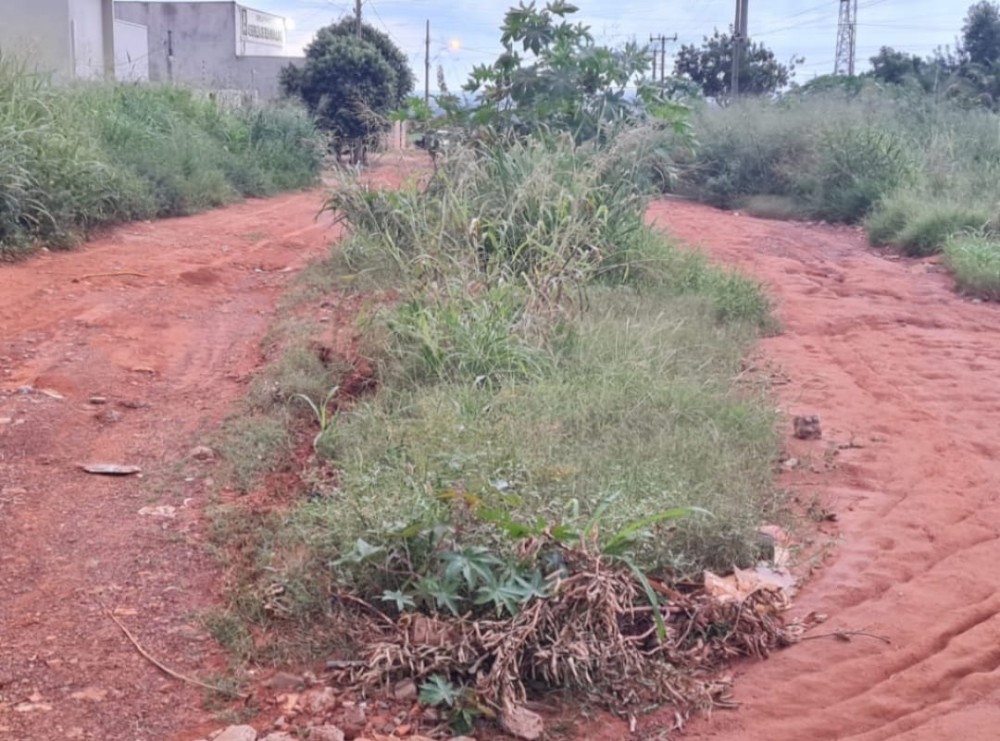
[
  {"x1": 114, "y1": 1, "x2": 302, "y2": 100},
  {"x1": 0, "y1": 0, "x2": 115, "y2": 80}
]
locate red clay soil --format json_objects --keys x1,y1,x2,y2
[
  {"x1": 645, "y1": 200, "x2": 1000, "y2": 741},
  {"x1": 0, "y1": 157, "x2": 415, "y2": 741},
  {"x1": 5, "y1": 169, "x2": 998, "y2": 741}
]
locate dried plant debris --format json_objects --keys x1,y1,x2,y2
[{"x1": 329, "y1": 543, "x2": 799, "y2": 727}]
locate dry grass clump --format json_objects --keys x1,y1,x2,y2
[{"x1": 335, "y1": 541, "x2": 796, "y2": 722}]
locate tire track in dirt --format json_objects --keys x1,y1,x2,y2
[
  {"x1": 0, "y1": 157, "x2": 416, "y2": 741},
  {"x1": 647, "y1": 201, "x2": 1000, "y2": 741}
]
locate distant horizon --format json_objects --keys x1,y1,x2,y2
[{"x1": 150, "y1": 0, "x2": 969, "y2": 90}]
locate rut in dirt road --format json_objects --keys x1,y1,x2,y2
[
  {"x1": 0, "y1": 188, "x2": 344, "y2": 741},
  {"x1": 649, "y1": 201, "x2": 1000, "y2": 741}
]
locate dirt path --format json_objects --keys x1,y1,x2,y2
[
  {"x1": 0, "y1": 155, "x2": 418, "y2": 741},
  {"x1": 648, "y1": 201, "x2": 1000, "y2": 741}
]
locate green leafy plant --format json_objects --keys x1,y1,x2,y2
[
  {"x1": 418, "y1": 675, "x2": 482, "y2": 734},
  {"x1": 293, "y1": 385, "x2": 340, "y2": 453}
]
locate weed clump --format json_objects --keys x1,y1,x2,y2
[{"x1": 945, "y1": 235, "x2": 1000, "y2": 299}]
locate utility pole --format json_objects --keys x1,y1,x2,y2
[
  {"x1": 355, "y1": 0, "x2": 363, "y2": 37},
  {"x1": 834, "y1": 0, "x2": 858, "y2": 76},
  {"x1": 425, "y1": 20, "x2": 431, "y2": 104},
  {"x1": 731, "y1": 0, "x2": 748, "y2": 98},
  {"x1": 650, "y1": 33, "x2": 677, "y2": 83}
]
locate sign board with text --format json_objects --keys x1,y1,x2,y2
[{"x1": 236, "y1": 5, "x2": 286, "y2": 56}]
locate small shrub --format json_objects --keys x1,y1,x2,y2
[
  {"x1": 865, "y1": 191, "x2": 917, "y2": 245},
  {"x1": 945, "y1": 234, "x2": 1000, "y2": 299},
  {"x1": 896, "y1": 204, "x2": 989, "y2": 256},
  {"x1": 810, "y1": 125, "x2": 911, "y2": 223}
]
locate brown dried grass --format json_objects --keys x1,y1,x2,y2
[{"x1": 331, "y1": 543, "x2": 798, "y2": 722}]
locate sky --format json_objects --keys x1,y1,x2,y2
[{"x1": 235, "y1": 0, "x2": 968, "y2": 89}]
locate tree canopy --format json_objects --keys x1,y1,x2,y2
[
  {"x1": 856, "y1": 4, "x2": 1000, "y2": 109},
  {"x1": 961, "y1": 1, "x2": 1000, "y2": 67},
  {"x1": 460, "y1": 1, "x2": 685, "y2": 143},
  {"x1": 673, "y1": 29, "x2": 797, "y2": 100},
  {"x1": 281, "y1": 18, "x2": 414, "y2": 160}
]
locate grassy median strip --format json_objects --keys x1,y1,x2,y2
[{"x1": 213, "y1": 136, "x2": 787, "y2": 720}]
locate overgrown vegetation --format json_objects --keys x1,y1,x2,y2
[
  {"x1": 211, "y1": 2, "x2": 796, "y2": 729},
  {"x1": 672, "y1": 1, "x2": 1000, "y2": 300},
  {"x1": 0, "y1": 54, "x2": 323, "y2": 258},
  {"x1": 214, "y1": 130, "x2": 790, "y2": 725},
  {"x1": 678, "y1": 87, "x2": 1000, "y2": 294}
]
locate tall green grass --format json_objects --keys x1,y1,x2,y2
[
  {"x1": 945, "y1": 234, "x2": 1000, "y2": 299},
  {"x1": 216, "y1": 136, "x2": 781, "y2": 627},
  {"x1": 0, "y1": 54, "x2": 323, "y2": 257},
  {"x1": 681, "y1": 89, "x2": 1000, "y2": 247},
  {"x1": 679, "y1": 88, "x2": 1000, "y2": 294}
]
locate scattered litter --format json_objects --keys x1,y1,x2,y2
[
  {"x1": 89, "y1": 396, "x2": 109, "y2": 405},
  {"x1": 130, "y1": 366, "x2": 156, "y2": 375},
  {"x1": 79, "y1": 463, "x2": 142, "y2": 476},
  {"x1": 0, "y1": 417, "x2": 12, "y2": 425},
  {"x1": 704, "y1": 564, "x2": 797, "y2": 604},
  {"x1": 38, "y1": 388, "x2": 65, "y2": 400},
  {"x1": 138, "y1": 505, "x2": 177, "y2": 518}
]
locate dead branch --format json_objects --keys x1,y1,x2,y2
[{"x1": 102, "y1": 602, "x2": 248, "y2": 699}]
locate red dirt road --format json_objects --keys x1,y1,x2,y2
[
  {"x1": 0, "y1": 185, "x2": 354, "y2": 740},
  {"x1": 649, "y1": 201, "x2": 1000, "y2": 741}
]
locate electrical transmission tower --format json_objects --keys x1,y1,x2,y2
[{"x1": 834, "y1": 0, "x2": 858, "y2": 75}]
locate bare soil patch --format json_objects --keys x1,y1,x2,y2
[
  {"x1": 0, "y1": 156, "x2": 417, "y2": 741},
  {"x1": 645, "y1": 200, "x2": 1000, "y2": 741}
]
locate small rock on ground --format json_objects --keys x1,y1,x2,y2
[
  {"x1": 260, "y1": 733, "x2": 296, "y2": 741},
  {"x1": 189, "y1": 445, "x2": 216, "y2": 461},
  {"x1": 309, "y1": 727, "x2": 346, "y2": 741},
  {"x1": 500, "y1": 705, "x2": 544, "y2": 740},
  {"x1": 793, "y1": 414, "x2": 822, "y2": 440},
  {"x1": 214, "y1": 726, "x2": 257, "y2": 741}
]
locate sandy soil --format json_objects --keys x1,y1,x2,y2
[{"x1": 648, "y1": 200, "x2": 1000, "y2": 741}]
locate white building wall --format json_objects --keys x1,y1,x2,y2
[
  {"x1": 0, "y1": 0, "x2": 113, "y2": 79},
  {"x1": 114, "y1": 19, "x2": 149, "y2": 81},
  {"x1": 69, "y1": 0, "x2": 108, "y2": 78},
  {"x1": 115, "y1": 1, "x2": 301, "y2": 100},
  {"x1": 0, "y1": 0, "x2": 73, "y2": 76}
]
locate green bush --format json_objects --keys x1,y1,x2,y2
[
  {"x1": 945, "y1": 235, "x2": 1000, "y2": 298},
  {"x1": 810, "y1": 125, "x2": 911, "y2": 222},
  {"x1": 0, "y1": 54, "x2": 323, "y2": 257},
  {"x1": 684, "y1": 90, "x2": 1000, "y2": 232},
  {"x1": 896, "y1": 204, "x2": 989, "y2": 256}
]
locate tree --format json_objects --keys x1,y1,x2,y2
[
  {"x1": 869, "y1": 47, "x2": 926, "y2": 86},
  {"x1": 281, "y1": 18, "x2": 414, "y2": 163},
  {"x1": 673, "y1": 29, "x2": 797, "y2": 100},
  {"x1": 960, "y1": 1, "x2": 1000, "y2": 67},
  {"x1": 461, "y1": 1, "x2": 685, "y2": 143}
]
